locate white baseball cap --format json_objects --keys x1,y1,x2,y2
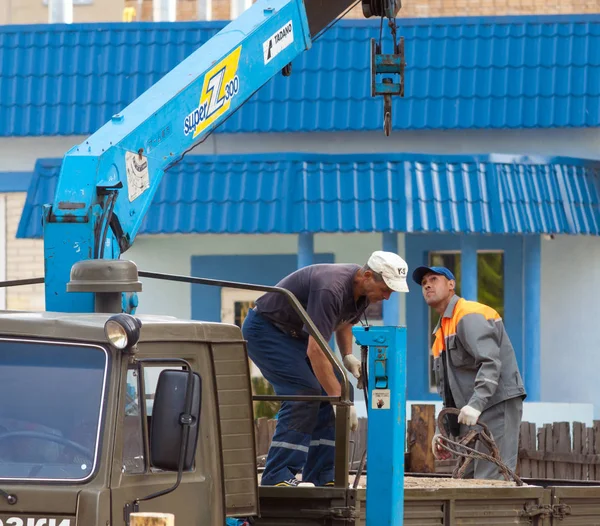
[{"x1": 367, "y1": 251, "x2": 409, "y2": 293}]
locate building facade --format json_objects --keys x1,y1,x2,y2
[
  {"x1": 4, "y1": 0, "x2": 600, "y2": 25},
  {"x1": 1, "y1": 15, "x2": 600, "y2": 418}
]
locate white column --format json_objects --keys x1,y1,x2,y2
[
  {"x1": 230, "y1": 0, "x2": 252, "y2": 18},
  {"x1": 154, "y1": 0, "x2": 176, "y2": 22},
  {"x1": 197, "y1": 0, "x2": 212, "y2": 20},
  {"x1": 48, "y1": 0, "x2": 73, "y2": 23}
]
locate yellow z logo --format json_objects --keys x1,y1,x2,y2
[{"x1": 183, "y1": 46, "x2": 242, "y2": 138}]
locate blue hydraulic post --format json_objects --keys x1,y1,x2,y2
[{"x1": 352, "y1": 325, "x2": 407, "y2": 526}]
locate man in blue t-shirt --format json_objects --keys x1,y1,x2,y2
[{"x1": 242, "y1": 251, "x2": 409, "y2": 487}]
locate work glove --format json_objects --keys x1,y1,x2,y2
[
  {"x1": 431, "y1": 433, "x2": 452, "y2": 461},
  {"x1": 343, "y1": 355, "x2": 362, "y2": 388},
  {"x1": 458, "y1": 405, "x2": 481, "y2": 426},
  {"x1": 350, "y1": 406, "x2": 358, "y2": 432},
  {"x1": 332, "y1": 404, "x2": 359, "y2": 432}
]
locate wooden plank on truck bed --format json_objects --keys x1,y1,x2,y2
[{"x1": 408, "y1": 404, "x2": 436, "y2": 473}]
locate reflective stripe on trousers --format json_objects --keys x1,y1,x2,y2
[{"x1": 241, "y1": 308, "x2": 335, "y2": 486}]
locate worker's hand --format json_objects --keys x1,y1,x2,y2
[
  {"x1": 350, "y1": 406, "x2": 359, "y2": 432},
  {"x1": 343, "y1": 355, "x2": 362, "y2": 382},
  {"x1": 431, "y1": 433, "x2": 452, "y2": 460},
  {"x1": 458, "y1": 405, "x2": 481, "y2": 426},
  {"x1": 332, "y1": 405, "x2": 359, "y2": 432}
]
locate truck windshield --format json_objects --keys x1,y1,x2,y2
[{"x1": 0, "y1": 339, "x2": 108, "y2": 481}]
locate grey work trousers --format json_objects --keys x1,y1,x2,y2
[{"x1": 459, "y1": 396, "x2": 523, "y2": 480}]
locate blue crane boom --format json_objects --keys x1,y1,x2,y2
[{"x1": 42, "y1": 0, "x2": 404, "y2": 313}]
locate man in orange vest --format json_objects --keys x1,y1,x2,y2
[{"x1": 412, "y1": 265, "x2": 527, "y2": 479}]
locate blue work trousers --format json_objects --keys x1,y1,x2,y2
[{"x1": 242, "y1": 308, "x2": 335, "y2": 486}]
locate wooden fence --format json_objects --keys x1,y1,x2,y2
[
  {"x1": 517, "y1": 421, "x2": 600, "y2": 480},
  {"x1": 254, "y1": 406, "x2": 600, "y2": 481}
]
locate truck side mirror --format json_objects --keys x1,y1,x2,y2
[{"x1": 150, "y1": 369, "x2": 202, "y2": 472}]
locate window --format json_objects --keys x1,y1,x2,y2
[
  {"x1": 427, "y1": 251, "x2": 505, "y2": 392},
  {"x1": 0, "y1": 339, "x2": 107, "y2": 481},
  {"x1": 122, "y1": 363, "x2": 184, "y2": 474},
  {"x1": 122, "y1": 368, "x2": 145, "y2": 474}
]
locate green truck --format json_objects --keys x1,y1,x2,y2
[{"x1": 0, "y1": 259, "x2": 598, "y2": 526}]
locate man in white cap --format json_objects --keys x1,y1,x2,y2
[{"x1": 242, "y1": 251, "x2": 409, "y2": 487}]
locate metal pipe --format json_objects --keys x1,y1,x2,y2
[
  {"x1": 333, "y1": 404, "x2": 350, "y2": 489},
  {"x1": 94, "y1": 292, "x2": 122, "y2": 314},
  {"x1": 253, "y1": 394, "x2": 340, "y2": 402}
]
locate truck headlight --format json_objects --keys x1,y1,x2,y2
[{"x1": 104, "y1": 314, "x2": 142, "y2": 350}]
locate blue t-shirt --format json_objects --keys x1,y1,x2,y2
[{"x1": 254, "y1": 263, "x2": 369, "y2": 342}]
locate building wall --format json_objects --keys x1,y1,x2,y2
[
  {"x1": 540, "y1": 234, "x2": 600, "y2": 418},
  {"x1": 4, "y1": 193, "x2": 45, "y2": 311},
  {"x1": 123, "y1": 0, "x2": 600, "y2": 22},
  {"x1": 2, "y1": 128, "x2": 599, "y2": 311},
  {"x1": 4, "y1": 0, "x2": 597, "y2": 25},
  {"x1": 3, "y1": 0, "x2": 125, "y2": 24},
  {"x1": 3, "y1": 133, "x2": 600, "y2": 415},
  {"x1": 126, "y1": 232, "x2": 405, "y2": 320},
  {"x1": 2, "y1": 128, "x2": 600, "y2": 173}
]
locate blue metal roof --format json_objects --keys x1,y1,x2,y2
[
  {"x1": 17, "y1": 153, "x2": 600, "y2": 238},
  {"x1": 2, "y1": 15, "x2": 599, "y2": 136}
]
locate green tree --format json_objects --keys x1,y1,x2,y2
[{"x1": 252, "y1": 376, "x2": 280, "y2": 419}]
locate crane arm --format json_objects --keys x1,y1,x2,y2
[{"x1": 42, "y1": 0, "x2": 403, "y2": 312}]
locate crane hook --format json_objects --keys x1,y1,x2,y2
[{"x1": 369, "y1": 18, "x2": 405, "y2": 136}]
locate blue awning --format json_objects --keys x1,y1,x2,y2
[{"x1": 17, "y1": 153, "x2": 600, "y2": 238}]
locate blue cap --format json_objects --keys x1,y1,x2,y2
[{"x1": 412, "y1": 266, "x2": 455, "y2": 286}]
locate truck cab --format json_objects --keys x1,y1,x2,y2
[{"x1": 0, "y1": 261, "x2": 259, "y2": 526}]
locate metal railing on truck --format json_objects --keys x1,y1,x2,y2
[
  {"x1": 0, "y1": 271, "x2": 353, "y2": 489},
  {"x1": 136, "y1": 271, "x2": 352, "y2": 490}
]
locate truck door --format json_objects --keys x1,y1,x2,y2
[{"x1": 109, "y1": 352, "x2": 226, "y2": 526}]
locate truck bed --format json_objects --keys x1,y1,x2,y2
[{"x1": 255, "y1": 475, "x2": 600, "y2": 525}]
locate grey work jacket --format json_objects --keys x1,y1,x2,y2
[{"x1": 432, "y1": 294, "x2": 527, "y2": 413}]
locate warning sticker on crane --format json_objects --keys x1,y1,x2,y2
[
  {"x1": 372, "y1": 389, "x2": 391, "y2": 410},
  {"x1": 125, "y1": 150, "x2": 150, "y2": 202},
  {"x1": 263, "y1": 21, "x2": 294, "y2": 65},
  {"x1": 183, "y1": 45, "x2": 242, "y2": 139}
]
